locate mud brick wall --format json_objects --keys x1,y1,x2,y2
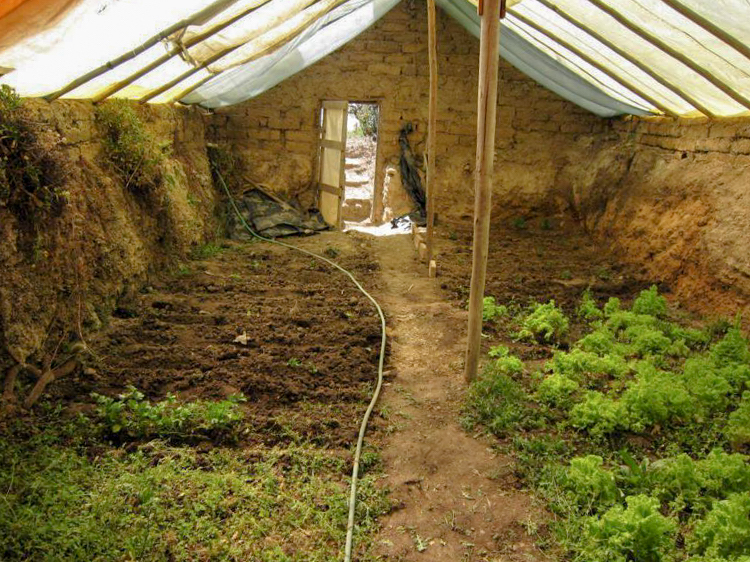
[
  {"x1": 208, "y1": 0, "x2": 605, "y2": 220},
  {"x1": 568, "y1": 115, "x2": 750, "y2": 318},
  {"x1": 1, "y1": 99, "x2": 219, "y2": 367}
]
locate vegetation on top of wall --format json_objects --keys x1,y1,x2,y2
[
  {"x1": 464, "y1": 285, "x2": 750, "y2": 562},
  {"x1": 0, "y1": 85, "x2": 69, "y2": 219},
  {"x1": 96, "y1": 100, "x2": 166, "y2": 195}
]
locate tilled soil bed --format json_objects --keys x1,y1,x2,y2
[{"x1": 51, "y1": 232, "x2": 386, "y2": 449}]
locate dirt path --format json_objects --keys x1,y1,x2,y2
[{"x1": 370, "y1": 234, "x2": 547, "y2": 562}]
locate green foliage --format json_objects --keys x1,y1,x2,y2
[
  {"x1": 621, "y1": 363, "x2": 692, "y2": 431},
  {"x1": 518, "y1": 300, "x2": 569, "y2": 344},
  {"x1": 537, "y1": 373, "x2": 579, "y2": 407},
  {"x1": 624, "y1": 326, "x2": 674, "y2": 357},
  {"x1": 579, "y1": 495, "x2": 677, "y2": 562},
  {"x1": 632, "y1": 285, "x2": 668, "y2": 318},
  {"x1": 570, "y1": 391, "x2": 625, "y2": 438},
  {"x1": 512, "y1": 216, "x2": 527, "y2": 229},
  {"x1": 488, "y1": 344, "x2": 510, "y2": 358},
  {"x1": 350, "y1": 103, "x2": 378, "y2": 136},
  {"x1": 550, "y1": 348, "x2": 631, "y2": 383},
  {"x1": 561, "y1": 455, "x2": 620, "y2": 511},
  {"x1": 96, "y1": 100, "x2": 165, "y2": 194},
  {"x1": 482, "y1": 296, "x2": 508, "y2": 322},
  {"x1": 648, "y1": 450, "x2": 750, "y2": 513},
  {"x1": 726, "y1": 392, "x2": 750, "y2": 448},
  {"x1": 607, "y1": 310, "x2": 661, "y2": 333},
  {"x1": 463, "y1": 357, "x2": 536, "y2": 436},
  {"x1": 665, "y1": 325, "x2": 711, "y2": 350},
  {"x1": 0, "y1": 85, "x2": 69, "y2": 218},
  {"x1": 578, "y1": 289, "x2": 603, "y2": 321},
  {"x1": 604, "y1": 297, "x2": 622, "y2": 317},
  {"x1": 0, "y1": 430, "x2": 388, "y2": 562},
  {"x1": 190, "y1": 242, "x2": 224, "y2": 260},
  {"x1": 92, "y1": 386, "x2": 245, "y2": 441},
  {"x1": 690, "y1": 493, "x2": 750, "y2": 559},
  {"x1": 682, "y1": 358, "x2": 733, "y2": 415},
  {"x1": 710, "y1": 327, "x2": 750, "y2": 368},
  {"x1": 576, "y1": 327, "x2": 627, "y2": 356},
  {"x1": 479, "y1": 282, "x2": 750, "y2": 562}
]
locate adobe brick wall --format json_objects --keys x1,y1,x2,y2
[
  {"x1": 205, "y1": 0, "x2": 750, "y2": 316},
  {"x1": 208, "y1": 0, "x2": 605, "y2": 221}
]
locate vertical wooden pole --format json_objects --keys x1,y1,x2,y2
[
  {"x1": 464, "y1": 0, "x2": 502, "y2": 383},
  {"x1": 426, "y1": 0, "x2": 438, "y2": 265}
]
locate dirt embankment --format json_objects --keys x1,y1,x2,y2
[
  {"x1": 565, "y1": 117, "x2": 750, "y2": 320},
  {"x1": 0, "y1": 99, "x2": 219, "y2": 375}
]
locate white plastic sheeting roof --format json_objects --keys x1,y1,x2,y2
[{"x1": 0, "y1": 0, "x2": 748, "y2": 117}]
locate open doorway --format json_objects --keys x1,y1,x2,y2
[
  {"x1": 316, "y1": 101, "x2": 380, "y2": 229},
  {"x1": 343, "y1": 102, "x2": 379, "y2": 226}
]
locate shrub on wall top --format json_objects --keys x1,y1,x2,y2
[{"x1": 96, "y1": 100, "x2": 165, "y2": 195}]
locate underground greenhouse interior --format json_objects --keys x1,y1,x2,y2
[{"x1": 1, "y1": 0, "x2": 750, "y2": 561}]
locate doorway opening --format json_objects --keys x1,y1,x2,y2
[
  {"x1": 343, "y1": 102, "x2": 380, "y2": 226},
  {"x1": 316, "y1": 101, "x2": 380, "y2": 229}
]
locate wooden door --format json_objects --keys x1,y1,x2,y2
[{"x1": 317, "y1": 100, "x2": 348, "y2": 228}]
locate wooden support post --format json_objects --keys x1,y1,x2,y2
[
  {"x1": 425, "y1": 0, "x2": 438, "y2": 266},
  {"x1": 465, "y1": 0, "x2": 502, "y2": 383}
]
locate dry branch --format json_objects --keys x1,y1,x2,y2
[{"x1": 23, "y1": 357, "x2": 78, "y2": 409}]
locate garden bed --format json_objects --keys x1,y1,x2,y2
[
  {"x1": 0, "y1": 233, "x2": 390, "y2": 561},
  {"x1": 440, "y1": 220, "x2": 750, "y2": 562}
]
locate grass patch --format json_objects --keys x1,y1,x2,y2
[
  {"x1": 464, "y1": 285, "x2": 750, "y2": 562},
  {"x1": 0, "y1": 406, "x2": 389, "y2": 561},
  {"x1": 189, "y1": 242, "x2": 224, "y2": 260}
]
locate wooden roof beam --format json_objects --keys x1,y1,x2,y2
[
  {"x1": 44, "y1": 0, "x2": 242, "y2": 101},
  {"x1": 509, "y1": 11, "x2": 676, "y2": 116},
  {"x1": 586, "y1": 0, "x2": 750, "y2": 112},
  {"x1": 93, "y1": 0, "x2": 271, "y2": 103},
  {"x1": 139, "y1": 0, "x2": 345, "y2": 104},
  {"x1": 535, "y1": 0, "x2": 716, "y2": 117},
  {"x1": 660, "y1": 0, "x2": 750, "y2": 65}
]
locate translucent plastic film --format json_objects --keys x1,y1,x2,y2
[{"x1": 0, "y1": 0, "x2": 749, "y2": 117}]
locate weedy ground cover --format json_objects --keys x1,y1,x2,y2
[
  {"x1": 0, "y1": 393, "x2": 389, "y2": 562},
  {"x1": 464, "y1": 286, "x2": 750, "y2": 562}
]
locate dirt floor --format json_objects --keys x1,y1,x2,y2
[
  {"x1": 371, "y1": 232, "x2": 548, "y2": 561},
  {"x1": 48, "y1": 233, "x2": 385, "y2": 451},
  {"x1": 24, "y1": 217, "x2": 656, "y2": 561},
  {"x1": 370, "y1": 218, "x2": 657, "y2": 561}
]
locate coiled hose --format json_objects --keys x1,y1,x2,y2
[{"x1": 214, "y1": 170, "x2": 386, "y2": 562}]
